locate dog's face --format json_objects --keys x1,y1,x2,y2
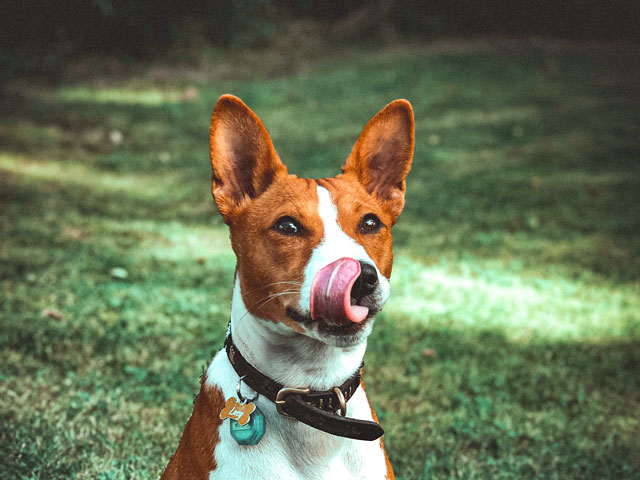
[{"x1": 210, "y1": 96, "x2": 413, "y2": 346}]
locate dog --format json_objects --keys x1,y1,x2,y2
[{"x1": 161, "y1": 94, "x2": 414, "y2": 480}]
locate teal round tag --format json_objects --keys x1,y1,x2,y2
[{"x1": 229, "y1": 405, "x2": 265, "y2": 445}]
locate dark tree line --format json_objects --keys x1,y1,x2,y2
[{"x1": 2, "y1": 0, "x2": 639, "y2": 75}]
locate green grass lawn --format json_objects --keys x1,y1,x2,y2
[{"x1": 1, "y1": 40, "x2": 639, "y2": 479}]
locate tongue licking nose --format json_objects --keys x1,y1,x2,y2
[{"x1": 310, "y1": 257, "x2": 370, "y2": 324}]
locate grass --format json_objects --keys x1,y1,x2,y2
[{"x1": 1, "y1": 40, "x2": 639, "y2": 479}]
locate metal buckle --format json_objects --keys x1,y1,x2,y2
[
  {"x1": 275, "y1": 386, "x2": 310, "y2": 417},
  {"x1": 332, "y1": 387, "x2": 347, "y2": 417}
]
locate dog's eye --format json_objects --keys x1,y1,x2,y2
[
  {"x1": 274, "y1": 216, "x2": 303, "y2": 236},
  {"x1": 360, "y1": 214, "x2": 382, "y2": 233}
]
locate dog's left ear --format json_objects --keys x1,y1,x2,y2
[
  {"x1": 209, "y1": 95, "x2": 288, "y2": 222},
  {"x1": 343, "y1": 99, "x2": 414, "y2": 221}
]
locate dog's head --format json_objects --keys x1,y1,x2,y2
[{"x1": 210, "y1": 95, "x2": 413, "y2": 346}]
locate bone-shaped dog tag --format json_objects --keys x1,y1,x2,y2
[
  {"x1": 220, "y1": 397, "x2": 265, "y2": 445},
  {"x1": 220, "y1": 397, "x2": 255, "y2": 426}
]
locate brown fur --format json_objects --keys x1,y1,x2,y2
[
  {"x1": 343, "y1": 99, "x2": 414, "y2": 221},
  {"x1": 161, "y1": 377, "x2": 225, "y2": 480},
  {"x1": 230, "y1": 175, "x2": 322, "y2": 331},
  {"x1": 209, "y1": 95, "x2": 288, "y2": 221}
]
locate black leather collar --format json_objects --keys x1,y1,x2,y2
[{"x1": 224, "y1": 333, "x2": 384, "y2": 441}]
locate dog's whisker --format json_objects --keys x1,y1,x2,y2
[
  {"x1": 251, "y1": 291, "x2": 299, "y2": 308},
  {"x1": 235, "y1": 291, "x2": 299, "y2": 324},
  {"x1": 252, "y1": 291, "x2": 299, "y2": 312},
  {"x1": 243, "y1": 282, "x2": 303, "y2": 295}
]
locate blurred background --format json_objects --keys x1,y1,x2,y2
[{"x1": 1, "y1": 1, "x2": 639, "y2": 479}]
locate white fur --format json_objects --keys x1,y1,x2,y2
[
  {"x1": 206, "y1": 345, "x2": 388, "y2": 479},
  {"x1": 202, "y1": 185, "x2": 391, "y2": 479},
  {"x1": 231, "y1": 278, "x2": 367, "y2": 388}
]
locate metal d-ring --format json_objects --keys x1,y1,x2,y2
[
  {"x1": 332, "y1": 387, "x2": 347, "y2": 417},
  {"x1": 236, "y1": 375, "x2": 259, "y2": 404}
]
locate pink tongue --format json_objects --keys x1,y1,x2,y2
[{"x1": 310, "y1": 257, "x2": 370, "y2": 324}]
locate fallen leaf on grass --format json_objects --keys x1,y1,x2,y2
[{"x1": 41, "y1": 308, "x2": 64, "y2": 320}]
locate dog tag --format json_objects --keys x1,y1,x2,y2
[
  {"x1": 220, "y1": 397, "x2": 255, "y2": 425},
  {"x1": 220, "y1": 397, "x2": 265, "y2": 445},
  {"x1": 229, "y1": 405, "x2": 265, "y2": 445}
]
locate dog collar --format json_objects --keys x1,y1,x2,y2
[{"x1": 224, "y1": 333, "x2": 384, "y2": 441}]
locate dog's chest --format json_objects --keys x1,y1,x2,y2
[{"x1": 205, "y1": 350, "x2": 389, "y2": 480}]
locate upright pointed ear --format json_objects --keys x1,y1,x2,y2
[
  {"x1": 209, "y1": 95, "x2": 287, "y2": 222},
  {"x1": 342, "y1": 99, "x2": 414, "y2": 221}
]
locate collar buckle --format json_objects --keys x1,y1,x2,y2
[{"x1": 275, "y1": 386, "x2": 310, "y2": 417}]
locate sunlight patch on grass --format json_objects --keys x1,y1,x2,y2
[
  {"x1": 49, "y1": 86, "x2": 190, "y2": 106},
  {"x1": 0, "y1": 153, "x2": 180, "y2": 200},
  {"x1": 99, "y1": 219, "x2": 234, "y2": 263},
  {"x1": 415, "y1": 106, "x2": 541, "y2": 131},
  {"x1": 388, "y1": 254, "x2": 640, "y2": 342}
]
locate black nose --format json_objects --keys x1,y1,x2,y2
[{"x1": 351, "y1": 261, "x2": 378, "y2": 302}]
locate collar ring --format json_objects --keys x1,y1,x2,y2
[{"x1": 236, "y1": 375, "x2": 259, "y2": 404}]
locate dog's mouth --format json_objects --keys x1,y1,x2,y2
[
  {"x1": 287, "y1": 257, "x2": 382, "y2": 338},
  {"x1": 286, "y1": 306, "x2": 376, "y2": 336},
  {"x1": 309, "y1": 257, "x2": 372, "y2": 324}
]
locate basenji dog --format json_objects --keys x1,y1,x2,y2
[{"x1": 161, "y1": 94, "x2": 414, "y2": 480}]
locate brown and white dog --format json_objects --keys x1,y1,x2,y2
[{"x1": 161, "y1": 95, "x2": 414, "y2": 480}]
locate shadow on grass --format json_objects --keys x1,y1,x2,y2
[{"x1": 366, "y1": 315, "x2": 640, "y2": 478}]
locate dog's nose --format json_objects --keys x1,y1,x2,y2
[{"x1": 351, "y1": 261, "x2": 378, "y2": 302}]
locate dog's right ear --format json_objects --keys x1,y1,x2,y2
[
  {"x1": 342, "y1": 99, "x2": 414, "y2": 223},
  {"x1": 209, "y1": 95, "x2": 287, "y2": 222}
]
